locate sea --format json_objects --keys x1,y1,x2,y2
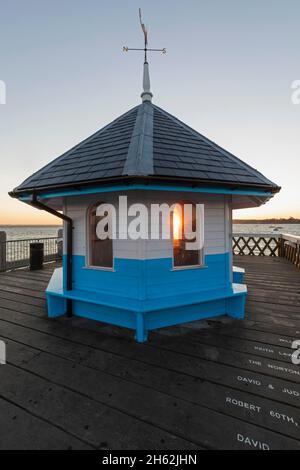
[
  {"x1": 0, "y1": 226, "x2": 62, "y2": 241},
  {"x1": 0, "y1": 224, "x2": 299, "y2": 241},
  {"x1": 232, "y1": 223, "x2": 300, "y2": 237}
]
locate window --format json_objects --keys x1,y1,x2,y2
[
  {"x1": 88, "y1": 202, "x2": 113, "y2": 268},
  {"x1": 173, "y1": 201, "x2": 203, "y2": 268}
]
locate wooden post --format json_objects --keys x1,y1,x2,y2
[
  {"x1": 296, "y1": 243, "x2": 300, "y2": 269},
  {"x1": 0, "y1": 231, "x2": 6, "y2": 272},
  {"x1": 278, "y1": 235, "x2": 285, "y2": 258},
  {"x1": 57, "y1": 228, "x2": 63, "y2": 258}
]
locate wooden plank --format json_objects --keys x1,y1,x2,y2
[
  {"x1": 0, "y1": 361, "x2": 196, "y2": 450},
  {"x1": 0, "y1": 273, "x2": 48, "y2": 290},
  {"x1": 146, "y1": 332, "x2": 300, "y2": 386},
  {"x1": 0, "y1": 255, "x2": 299, "y2": 449},
  {"x1": 188, "y1": 310, "x2": 299, "y2": 338},
  {"x1": 0, "y1": 297, "x2": 46, "y2": 317},
  {"x1": 0, "y1": 396, "x2": 91, "y2": 450},
  {"x1": 0, "y1": 289, "x2": 46, "y2": 308},
  {"x1": 246, "y1": 302, "x2": 300, "y2": 317},
  {"x1": 1, "y1": 327, "x2": 300, "y2": 447},
  {"x1": 245, "y1": 310, "x2": 299, "y2": 330},
  {"x1": 167, "y1": 326, "x2": 294, "y2": 364},
  {"x1": 2, "y1": 286, "x2": 296, "y2": 366},
  {"x1": 0, "y1": 281, "x2": 46, "y2": 299},
  {"x1": 5, "y1": 269, "x2": 56, "y2": 281},
  {"x1": 202, "y1": 318, "x2": 300, "y2": 343},
  {"x1": 1, "y1": 310, "x2": 300, "y2": 410}
]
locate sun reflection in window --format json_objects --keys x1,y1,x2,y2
[{"x1": 173, "y1": 206, "x2": 182, "y2": 241}]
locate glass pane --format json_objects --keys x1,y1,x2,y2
[
  {"x1": 89, "y1": 204, "x2": 113, "y2": 268},
  {"x1": 173, "y1": 202, "x2": 201, "y2": 267},
  {"x1": 174, "y1": 240, "x2": 200, "y2": 267}
]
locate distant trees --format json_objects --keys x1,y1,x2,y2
[{"x1": 233, "y1": 217, "x2": 300, "y2": 224}]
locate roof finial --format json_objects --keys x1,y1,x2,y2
[{"x1": 123, "y1": 9, "x2": 166, "y2": 103}]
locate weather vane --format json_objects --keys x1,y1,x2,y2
[{"x1": 123, "y1": 8, "x2": 166, "y2": 63}]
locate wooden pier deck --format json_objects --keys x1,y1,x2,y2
[{"x1": 0, "y1": 256, "x2": 299, "y2": 450}]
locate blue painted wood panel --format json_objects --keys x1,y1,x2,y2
[{"x1": 64, "y1": 253, "x2": 231, "y2": 300}]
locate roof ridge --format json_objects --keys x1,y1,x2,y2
[
  {"x1": 15, "y1": 105, "x2": 140, "y2": 191},
  {"x1": 152, "y1": 104, "x2": 278, "y2": 187},
  {"x1": 123, "y1": 102, "x2": 154, "y2": 176}
]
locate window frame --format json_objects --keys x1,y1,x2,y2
[
  {"x1": 86, "y1": 201, "x2": 115, "y2": 271},
  {"x1": 172, "y1": 200, "x2": 204, "y2": 270}
]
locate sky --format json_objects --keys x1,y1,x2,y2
[{"x1": 0, "y1": 0, "x2": 299, "y2": 224}]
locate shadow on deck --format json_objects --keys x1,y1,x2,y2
[{"x1": 0, "y1": 257, "x2": 299, "y2": 450}]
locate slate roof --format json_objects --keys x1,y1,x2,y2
[{"x1": 11, "y1": 102, "x2": 280, "y2": 195}]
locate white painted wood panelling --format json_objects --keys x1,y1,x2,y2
[{"x1": 63, "y1": 191, "x2": 229, "y2": 259}]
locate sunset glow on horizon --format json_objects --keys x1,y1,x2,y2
[{"x1": 0, "y1": 0, "x2": 299, "y2": 225}]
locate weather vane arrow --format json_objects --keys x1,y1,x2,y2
[{"x1": 123, "y1": 8, "x2": 166, "y2": 63}]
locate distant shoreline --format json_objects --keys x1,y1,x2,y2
[{"x1": 233, "y1": 219, "x2": 300, "y2": 224}]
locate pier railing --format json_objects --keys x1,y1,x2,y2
[
  {"x1": 0, "y1": 232, "x2": 62, "y2": 272},
  {"x1": 278, "y1": 233, "x2": 300, "y2": 268},
  {"x1": 233, "y1": 233, "x2": 279, "y2": 257},
  {"x1": 233, "y1": 233, "x2": 300, "y2": 269},
  {"x1": 0, "y1": 230, "x2": 299, "y2": 272}
]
